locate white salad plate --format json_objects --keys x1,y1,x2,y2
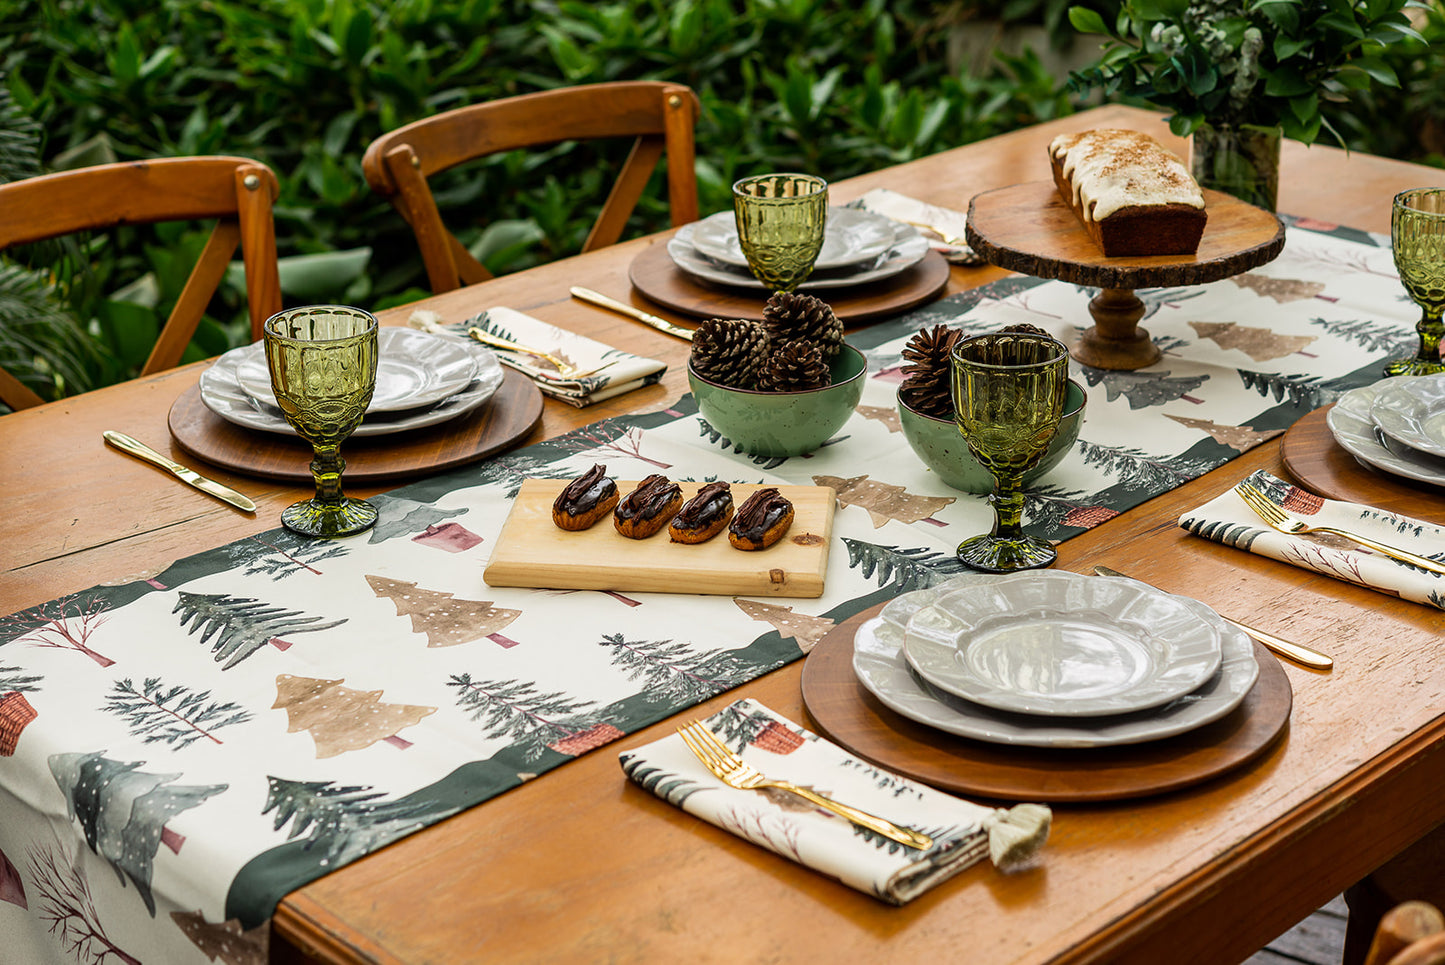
[
  {"x1": 667, "y1": 220, "x2": 928, "y2": 292},
  {"x1": 851, "y1": 575, "x2": 1259, "y2": 749},
  {"x1": 235, "y1": 327, "x2": 478, "y2": 414},
  {"x1": 902, "y1": 570, "x2": 1223, "y2": 718},
  {"x1": 1369, "y1": 374, "x2": 1445, "y2": 459},
  {"x1": 1327, "y1": 382, "x2": 1445, "y2": 487},
  {"x1": 689, "y1": 206, "x2": 902, "y2": 271},
  {"x1": 199, "y1": 335, "x2": 504, "y2": 438}
]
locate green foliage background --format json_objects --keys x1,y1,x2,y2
[{"x1": 0, "y1": 0, "x2": 1442, "y2": 405}]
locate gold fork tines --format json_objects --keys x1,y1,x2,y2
[
  {"x1": 465, "y1": 327, "x2": 617, "y2": 380},
  {"x1": 677, "y1": 721, "x2": 934, "y2": 850},
  {"x1": 1234, "y1": 481, "x2": 1445, "y2": 576}
]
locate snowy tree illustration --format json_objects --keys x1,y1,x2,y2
[
  {"x1": 27, "y1": 839, "x2": 141, "y2": 964},
  {"x1": 47, "y1": 751, "x2": 228, "y2": 915},
  {"x1": 1310, "y1": 316, "x2": 1415, "y2": 355},
  {"x1": 231, "y1": 531, "x2": 349, "y2": 580},
  {"x1": 842, "y1": 539, "x2": 968, "y2": 593},
  {"x1": 273, "y1": 674, "x2": 436, "y2": 758},
  {"x1": 1077, "y1": 440, "x2": 1215, "y2": 493},
  {"x1": 101, "y1": 677, "x2": 252, "y2": 749},
  {"x1": 598, "y1": 632, "x2": 750, "y2": 703},
  {"x1": 1081, "y1": 367, "x2": 1209, "y2": 408},
  {"x1": 813, "y1": 474, "x2": 954, "y2": 527},
  {"x1": 1236, "y1": 369, "x2": 1335, "y2": 409},
  {"x1": 366, "y1": 576, "x2": 521, "y2": 648},
  {"x1": 1, "y1": 593, "x2": 114, "y2": 667},
  {"x1": 1025, "y1": 486, "x2": 1119, "y2": 533},
  {"x1": 1, "y1": 662, "x2": 42, "y2": 691},
  {"x1": 447, "y1": 674, "x2": 620, "y2": 759},
  {"x1": 855, "y1": 405, "x2": 902, "y2": 432},
  {"x1": 173, "y1": 591, "x2": 346, "y2": 669},
  {"x1": 2, "y1": 846, "x2": 25, "y2": 909},
  {"x1": 170, "y1": 909, "x2": 268, "y2": 965},
  {"x1": 695, "y1": 419, "x2": 791, "y2": 469},
  {"x1": 262, "y1": 776, "x2": 457, "y2": 869},
  {"x1": 554, "y1": 422, "x2": 671, "y2": 469},
  {"x1": 734, "y1": 599, "x2": 836, "y2": 653},
  {"x1": 471, "y1": 450, "x2": 573, "y2": 499}
]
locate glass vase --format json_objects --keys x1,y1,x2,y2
[{"x1": 1189, "y1": 123, "x2": 1281, "y2": 213}]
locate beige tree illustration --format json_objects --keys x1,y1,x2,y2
[
  {"x1": 734, "y1": 599, "x2": 836, "y2": 654},
  {"x1": 1188, "y1": 320, "x2": 1318, "y2": 361},
  {"x1": 272, "y1": 674, "x2": 436, "y2": 758},
  {"x1": 1163, "y1": 414, "x2": 1284, "y2": 452},
  {"x1": 366, "y1": 575, "x2": 521, "y2": 647},
  {"x1": 171, "y1": 909, "x2": 268, "y2": 965},
  {"x1": 1229, "y1": 273, "x2": 1327, "y2": 303},
  {"x1": 854, "y1": 405, "x2": 901, "y2": 432},
  {"x1": 812, "y1": 474, "x2": 955, "y2": 527}
]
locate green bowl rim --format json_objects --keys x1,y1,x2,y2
[
  {"x1": 688, "y1": 342, "x2": 867, "y2": 397},
  {"x1": 896, "y1": 377, "x2": 1087, "y2": 425}
]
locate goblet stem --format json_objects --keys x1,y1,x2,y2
[
  {"x1": 309, "y1": 445, "x2": 348, "y2": 506},
  {"x1": 989, "y1": 473, "x2": 1027, "y2": 539},
  {"x1": 1384, "y1": 308, "x2": 1445, "y2": 377}
]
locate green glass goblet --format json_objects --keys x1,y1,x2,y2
[
  {"x1": 1384, "y1": 187, "x2": 1445, "y2": 377},
  {"x1": 951, "y1": 331, "x2": 1070, "y2": 573},
  {"x1": 732, "y1": 173, "x2": 828, "y2": 292},
  {"x1": 264, "y1": 305, "x2": 380, "y2": 537}
]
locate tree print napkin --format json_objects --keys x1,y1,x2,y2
[
  {"x1": 849, "y1": 187, "x2": 985, "y2": 265},
  {"x1": 619, "y1": 698, "x2": 1050, "y2": 904},
  {"x1": 410, "y1": 305, "x2": 666, "y2": 406},
  {"x1": 1178, "y1": 469, "x2": 1445, "y2": 610}
]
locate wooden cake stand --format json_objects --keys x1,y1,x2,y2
[{"x1": 966, "y1": 181, "x2": 1287, "y2": 370}]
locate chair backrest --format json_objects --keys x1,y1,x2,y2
[
  {"x1": 0, "y1": 155, "x2": 282, "y2": 411},
  {"x1": 1367, "y1": 901, "x2": 1445, "y2": 965},
  {"x1": 362, "y1": 80, "x2": 700, "y2": 294}
]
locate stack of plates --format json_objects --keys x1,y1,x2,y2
[
  {"x1": 852, "y1": 570, "x2": 1259, "y2": 749},
  {"x1": 198, "y1": 327, "x2": 506, "y2": 438},
  {"x1": 1327, "y1": 374, "x2": 1445, "y2": 487},
  {"x1": 667, "y1": 206, "x2": 930, "y2": 292}
]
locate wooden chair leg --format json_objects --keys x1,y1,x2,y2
[
  {"x1": 1345, "y1": 824, "x2": 1445, "y2": 965},
  {"x1": 1362, "y1": 901, "x2": 1445, "y2": 965}
]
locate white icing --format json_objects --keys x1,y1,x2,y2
[{"x1": 1049, "y1": 129, "x2": 1204, "y2": 221}]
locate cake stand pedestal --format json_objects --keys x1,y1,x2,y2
[{"x1": 965, "y1": 181, "x2": 1287, "y2": 370}]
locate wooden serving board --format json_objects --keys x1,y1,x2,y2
[{"x1": 483, "y1": 479, "x2": 836, "y2": 597}]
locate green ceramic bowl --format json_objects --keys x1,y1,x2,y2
[
  {"x1": 689, "y1": 343, "x2": 867, "y2": 457},
  {"x1": 897, "y1": 379, "x2": 1086, "y2": 493}
]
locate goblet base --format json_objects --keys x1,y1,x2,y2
[
  {"x1": 1383, "y1": 356, "x2": 1445, "y2": 378},
  {"x1": 281, "y1": 496, "x2": 378, "y2": 538},
  {"x1": 956, "y1": 533, "x2": 1057, "y2": 573}
]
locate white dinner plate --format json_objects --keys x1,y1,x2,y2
[
  {"x1": 667, "y1": 220, "x2": 928, "y2": 292},
  {"x1": 902, "y1": 570, "x2": 1223, "y2": 717},
  {"x1": 199, "y1": 335, "x2": 504, "y2": 438},
  {"x1": 1369, "y1": 374, "x2": 1445, "y2": 459},
  {"x1": 851, "y1": 576, "x2": 1258, "y2": 749},
  {"x1": 235, "y1": 327, "x2": 478, "y2": 413},
  {"x1": 1327, "y1": 381, "x2": 1445, "y2": 487},
  {"x1": 689, "y1": 206, "x2": 902, "y2": 271}
]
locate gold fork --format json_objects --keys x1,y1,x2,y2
[
  {"x1": 677, "y1": 720, "x2": 934, "y2": 850},
  {"x1": 1235, "y1": 481, "x2": 1445, "y2": 576},
  {"x1": 465, "y1": 327, "x2": 617, "y2": 380},
  {"x1": 901, "y1": 219, "x2": 967, "y2": 247}
]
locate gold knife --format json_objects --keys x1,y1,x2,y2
[
  {"x1": 1091, "y1": 565, "x2": 1333, "y2": 670},
  {"x1": 569, "y1": 286, "x2": 694, "y2": 341},
  {"x1": 104, "y1": 431, "x2": 256, "y2": 513}
]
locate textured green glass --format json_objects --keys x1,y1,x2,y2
[
  {"x1": 951, "y1": 332, "x2": 1069, "y2": 573},
  {"x1": 264, "y1": 305, "x2": 380, "y2": 537},
  {"x1": 732, "y1": 173, "x2": 828, "y2": 292},
  {"x1": 1384, "y1": 187, "x2": 1445, "y2": 378},
  {"x1": 1189, "y1": 123, "x2": 1281, "y2": 213}
]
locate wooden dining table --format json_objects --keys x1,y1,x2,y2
[{"x1": 4, "y1": 103, "x2": 1445, "y2": 965}]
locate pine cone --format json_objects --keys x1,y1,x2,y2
[
  {"x1": 762, "y1": 291, "x2": 843, "y2": 362},
  {"x1": 690, "y1": 318, "x2": 770, "y2": 389},
  {"x1": 898, "y1": 324, "x2": 959, "y2": 419},
  {"x1": 759, "y1": 340, "x2": 831, "y2": 392}
]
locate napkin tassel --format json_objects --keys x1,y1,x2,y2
[{"x1": 983, "y1": 803, "x2": 1052, "y2": 870}]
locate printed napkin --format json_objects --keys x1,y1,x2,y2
[
  {"x1": 1179, "y1": 469, "x2": 1445, "y2": 610},
  {"x1": 410, "y1": 305, "x2": 666, "y2": 407},
  {"x1": 850, "y1": 187, "x2": 986, "y2": 265},
  {"x1": 619, "y1": 698, "x2": 1050, "y2": 905}
]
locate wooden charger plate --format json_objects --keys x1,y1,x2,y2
[
  {"x1": 484, "y1": 479, "x2": 835, "y2": 597},
  {"x1": 800, "y1": 605, "x2": 1292, "y2": 802},
  {"x1": 627, "y1": 240, "x2": 951, "y2": 325},
  {"x1": 168, "y1": 366, "x2": 543, "y2": 485}
]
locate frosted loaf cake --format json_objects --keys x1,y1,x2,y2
[{"x1": 1048, "y1": 129, "x2": 1207, "y2": 257}]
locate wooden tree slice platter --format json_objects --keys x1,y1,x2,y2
[
  {"x1": 168, "y1": 367, "x2": 543, "y2": 485},
  {"x1": 800, "y1": 605, "x2": 1292, "y2": 802},
  {"x1": 1281, "y1": 404, "x2": 1445, "y2": 525},
  {"x1": 484, "y1": 479, "x2": 835, "y2": 597},
  {"x1": 627, "y1": 241, "x2": 950, "y2": 325}
]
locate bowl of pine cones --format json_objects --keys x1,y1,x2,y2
[
  {"x1": 687, "y1": 292, "x2": 866, "y2": 457},
  {"x1": 897, "y1": 323, "x2": 1086, "y2": 493}
]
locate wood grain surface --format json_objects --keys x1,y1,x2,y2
[
  {"x1": 1281, "y1": 405, "x2": 1445, "y2": 522},
  {"x1": 483, "y1": 479, "x2": 835, "y2": 597},
  {"x1": 166, "y1": 365, "x2": 543, "y2": 484},
  {"x1": 626, "y1": 240, "x2": 951, "y2": 323}
]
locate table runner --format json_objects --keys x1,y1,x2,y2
[{"x1": 0, "y1": 219, "x2": 1416, "y2": 965}]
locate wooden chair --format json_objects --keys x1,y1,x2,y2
[
  {"x1": 361, "y1": 80, "x2": 700, "y2": 294},
  {"x1": 1362, "y1": 901, "x2": 1445, "y2": 965},
  {"x1": 0, "y1": 155, "x2": 282, "y2": 410},
  {"x1": 1346, "y1": 826, "x2": 1445, "y2": 965}
]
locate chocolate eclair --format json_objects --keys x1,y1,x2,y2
[
  {"x1": 668, "y1": 482, "x2": 734, "y2": 544},
  {"x1": 728, "y1": 488, "x2": 794, "y2": 551},
  {"x1": 614, "y1": 474, "x2": 684, "y2": 539},
  {"x1": 552, "y1": 464, "x2": 619, "y2": 531}
]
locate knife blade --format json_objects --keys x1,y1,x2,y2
[
  {"x1": 569, "y1": 286, "x2": 694, "y2": 341},
  {"x1": 1090, "y1": 565, "x2": 1333, "y2": 670},
  {"x1": 104, "y1": 431, "x2": 256, "y2": 513}
]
